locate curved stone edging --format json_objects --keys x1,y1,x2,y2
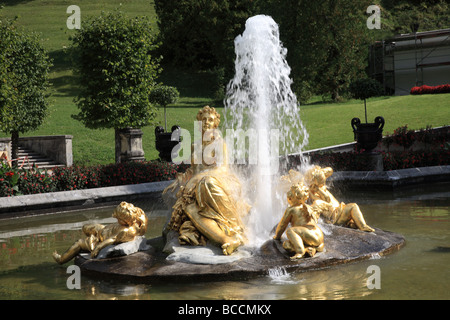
[
  {"x1": 330, "y1": 165, "x2": 450, "y2": 189},
  {"x1": 0, "y1": 180, "x2": 172, "y2": 217}
]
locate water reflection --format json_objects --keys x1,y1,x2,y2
[{"x1": 0, "y1": 183, "x2": 449, "y2": 299}]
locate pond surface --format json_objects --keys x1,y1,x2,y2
[{"x1": 0, "y1": 183, "x2": 449, "y2": 300}]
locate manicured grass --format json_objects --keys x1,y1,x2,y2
[
  {"x1": 1, "y1": 1, "x2": 449, "y2": 165},
  {"x1": 7, "y1": 91, "x2": 449, "y2": 165},
  {"x1": 300, "y1": 94, "x2": 450, "y2": 150}
]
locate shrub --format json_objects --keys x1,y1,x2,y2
[
  {"x1": 309, "y1": 146, "x2": 449, "y2": 171},
  {"x1": 17, "y1": 165, "x2": 56, "y2": 195},
  {"x1": 383, "y1": 125, "x2": 449, "y2": 150},
  {"x1": 0, "y1": 160, "x2": 189, "y2": 197},
  {"x1": 0, "y1": 163, "x2": 20, "y2": 196},
  {"x1": 99, "y1": 161, "x2": 183, "y2": 186},
  {"x1": 309, "y1": 149, "x2": 375, "y2": 172},
  {"x1": 0, "y1": 18, "x2": 52, "y2": 162},
  {"x1": 149, "y1": 85, "x2": 180, "y2": 131},
  {"x1": 52, "y1": 166, "x2": 101, "y2": 191},
  {"x1": 348, "y1": 78, "x2": 384, "y2": 123},
  {"x1": 410, "y1": 84, "x2": 450, "y2": 95},
  {"x1": 382, "y1": 147, "x2": 450, "y2": 171},
  {"x1": 310, "y1": 125, "x2": 449, "y2": 171},
  {"x1": 0, "y1": 163, "x2": 55, "y2": 196},
  {"x1": 71, "y1": 11, "x2": 161, "y2": 131}
]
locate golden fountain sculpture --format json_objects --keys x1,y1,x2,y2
[
  {"x1": 273, "y1": 166, "x2": 373, "y2": 259},
  {"x1": 273, "y1": 182, "x2": 325, "y2": 260},
  {"x1": 53, "y1": 108, "x2": 374, "y2": 263},
  {"x1": 163, "y1": 106, "x2": 250, "y2": 255},
  {"x1": 53, "y1": 202, "x2": 148, "y2": 264},
  {"x1": 304, "y1": 166, "x2": 374, "y2": 232}
]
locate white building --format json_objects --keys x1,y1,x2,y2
[{"x1": 369, "y1": 28, "x2": 450, "y2": 95}]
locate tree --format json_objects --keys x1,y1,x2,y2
[
  {"x1": 0, "y1": 18, "x2": 52, "y2": 163},
  {"x1": 349, "y1": 78, "x2": 384, "y2": 123},
  {"x1": 72, "y1": 11, "x2": 161, "y2": 130},
  {"x1": 149, "y1": 85, "x2": 179, "y2": 131},
  {"x1": 71, "y1": 11, "x2": 161, "y2": 162},
  {"x1": 383, "y1": 0, "x2": 450, "y2": 34},
  {"x1": 256, "y1": 0, "x2": 373, "y2": 102},
  {"x1": 154, "y1": 0, "x2": 254, "y2": 73}
]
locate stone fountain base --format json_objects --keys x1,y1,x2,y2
[{"x1": 74, "y1": 224, "x2": 405, "y2": 283}]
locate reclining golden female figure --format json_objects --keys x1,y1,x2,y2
[
  {"x1": 274, "y1": 183, "x2": 324, "y2": 260},
  {"x1": 52, "y1": 202, "x2": 148, "y2": 264},
  {"x1": 164, "y1": 106, "x2": 249, "y2": 255},
  {"x1": 305, "y1": 166, "x2": 374, "y2": 232}
]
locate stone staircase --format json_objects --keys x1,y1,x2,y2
[{"x1": 16, "y1": 146, "x2": 65, "y2": 170}]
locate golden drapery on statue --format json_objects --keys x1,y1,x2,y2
[{"x1": 164, "y1": 106, "x2": 250, "y2": 255}]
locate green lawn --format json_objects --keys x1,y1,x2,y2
[
  {"x1": 300, "y1": 94, "x2": 450, "y2": 150},
  {"x1": 1, "y1": 1, "x2": 449, "y2": 165}
]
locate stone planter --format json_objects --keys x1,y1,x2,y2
[
  {"x1": 351, "y1": 116, "x2": 385, "y2": 152},
  {"x1": 115, "y1": 128, "x2": 145, "y2": 163},
  {"x1": 155, "y1": 125, "x2": 181, "y2": 162}
]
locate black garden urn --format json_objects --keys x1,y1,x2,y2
[
  {"x1": 155, "y1": 125, "x2": 181, "y2": 162},
  {"x1": 351, "y1": 116, "x2": 385, "y2": 152}
]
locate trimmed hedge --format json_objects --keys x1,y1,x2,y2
[
  {"x1": 0, "y1": 160, "x2": 189, "y2": 197},
  {"x1": 410, "y1": 84, "x2": 450, "y2": 95},
  {"x1": 309, "y1": 126, "x2": 449, "y2": 171},
  {"x1": 1, "y1": 126, "x2": 448, "y2": 196}
]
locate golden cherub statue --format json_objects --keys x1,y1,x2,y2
[
  {"x1": 53, "y1": 202, "x2": 148, "y2": 264},
  {"x1": 305, "y1": 166, "x2": 374, "y2": 232},
  {"x1": 163, "y1": 106, "x2": 250, "y2": 255},
  {"x1": 273, "y1": 182, "x2": 324, "y2": 260}
]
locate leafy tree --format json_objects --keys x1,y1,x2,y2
[
  {"x1": 349, "y1": 78, "x2": 384, "y2": 123},
  {"x1": 154, "y1": 0, "x2": 254, "y2": 73},
  {"x1": 256, "y1": 0, "x2": 373, "y2": 102},
  {"x1": 384, "y1": 0, "x2": 450, "y2": 34},
  {"x1": 71, "y1": 11, "x2": 161, "y2": 130},
  {"x1": 149, "y1": 85, "x2": 180, "y2": 131},
  {"x1": 154, "y1": 0, "x2": 448, "y2": 103},
  {"x1": 0, "y1": 18, "x2": 52, "y2": 163},
  {"x1": 314, "y1": 0, "x2": 373, "y2": 101}
]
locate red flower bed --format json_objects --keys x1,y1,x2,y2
[
  {"x1": 410, "y1": 84, "x2": 450, "y2": 95},
  {"x1": 309, "y1": 146, "x2": 449, "y2": 172},
  {"x1": 0, "y1": 161, "x2": 189, "y2": 197},
  {"x1": 309, "y1": 125, "x2": 449, "y2": 171}
]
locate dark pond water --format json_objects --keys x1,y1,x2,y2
[{"x1": 0, "y1": 183, "x2": 449, "y2": 300}]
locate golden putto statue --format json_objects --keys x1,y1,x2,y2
[
  {"x1": 164, "y1": 106, "x2": 250, "y2": 255},
  {"x1": 305, "y1": 166, "x2": 374, "y2": 232},
  {"x1": 273, "y1": 182, "x2": 324, "y2": 260},
  {"x1": 273, "y1": 165, "x2": 375, "y2": 259},
  {"x1": 53, "y1": 202, "x2": 148, "y2": 264}
]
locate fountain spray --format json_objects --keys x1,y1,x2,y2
[{"x1": 224, "y1": 15, "x2": 309, "y2": 245}]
